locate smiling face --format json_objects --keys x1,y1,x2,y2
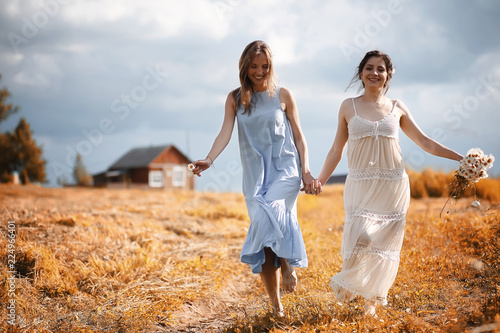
[
  {"x1": 361, "y1": 56, "x2": 388, "y2": 90},
  {"x1": 246, "y1": 53, "x2": 270, "y2": 91}
]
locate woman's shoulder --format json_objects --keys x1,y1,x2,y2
[
  {"x1": 278, "y1": 85, "x2": 290, "y2": 95},
  {"x1": 391, "y1": 98, "x2": 410, "y2": 114},
  {"x1": 341, "y1": 97, "x2": 355, "y2": 106},
  {"x1": 339, "y1": 97, "x2": 356, "y2": 113},
  {"x1": 225, "y1": 88, "x2": 240, "y2": 112},
  {"x1": 229, "y1": 87, "x2": 240, "y2": 96},
  {"x1": 278, "y1": 86, "x2": 294, "y2": 103},
  {"x1": 335, "y1": 98, "x2": 355, "y2": 123},
  {"x1": 227, "y1": 88, "x2": 240, "y2": 102}
]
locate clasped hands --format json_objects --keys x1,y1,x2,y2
[
  {"x1": 301, "y1": 173, "x2": 323, "y2": 196},
  {"x1": 190, "y1": 160, "x2": 323, "y2": 195}
]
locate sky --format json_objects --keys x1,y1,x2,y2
[{"x1": 1, "y1": 0, "x2": 499, "y2": 192}]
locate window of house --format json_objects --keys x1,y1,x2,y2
[
  {"x1": 148, "y1": 170, "x2": 164, "y2": 188},
  {"x1": 172, "y1": 166, "x2": 186, "y2": 187}
]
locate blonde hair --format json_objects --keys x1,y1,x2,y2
[{"x1": 232, "y1": 40, "x2": 278, "y2": 114}]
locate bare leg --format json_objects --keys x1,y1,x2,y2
[
  {"x1": 259, "y1": 247, "x2": 283, "y2": 315},
  {"x1": 279, "y1": 257, "x2": 297, "y2": 293}
]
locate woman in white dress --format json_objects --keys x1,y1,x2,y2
[{"x1": 316, "y1": 50, "x2": 463, "y2": 316}]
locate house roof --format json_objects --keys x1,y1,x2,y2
[{"x1": 108, "y1": 144, "x2": 178, "y2": 170}]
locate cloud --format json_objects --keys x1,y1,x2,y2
[
  {"x1": 60, "y1": 0, "x2": 234, "y2": 40},
  {"x1": 0, "y1": 0, "x2": 499, "y2": 189}
]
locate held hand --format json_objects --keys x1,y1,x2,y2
[
  {"x1": 300, "y1": 173, "x2": 323, "y2": 195},
  {"x1": 311, "y1": 179, "x2": 323, "y2": 195},
  {"x1": 189, "y1": 157, "x2": 213, "y2": 177}
]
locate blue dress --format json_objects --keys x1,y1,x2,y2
[{"x1": 236, "y1": 87, "x2": 308, "y2": 274}]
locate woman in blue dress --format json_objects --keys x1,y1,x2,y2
[{"x1": 191, "y1": 40, "x2": 319, "y2": 315}]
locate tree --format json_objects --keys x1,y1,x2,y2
[
  {"x1": 0, "y1": 73, "x2": 20, "y2": 182},
  {"x1": 0, "y1": 133, "x2": 14, "y2": 182},
  {"x1": 73, "y1": 154, "x2": 92, "y2": 186},
  {"x1": 3, "y1": 118, "x2": 47, "y2": 184},
  {"x1": 0, "y1": 74, "x2": 46, "y2": 184},
  {"x1": 0, "y1": 74, "x2": 19, "y2": 123}
]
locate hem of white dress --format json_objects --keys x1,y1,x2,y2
[{"x1": 330, "y1": 276, "x2": 388, "y2": 306}]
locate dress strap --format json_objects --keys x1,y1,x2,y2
[
  {"x1": 351, "y1": 98, "x2": 358, "y2": 115},
  {"x1": 389, "y1": 99, "x2": 398, "y2": 114}
]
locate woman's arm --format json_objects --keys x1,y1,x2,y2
[
  {"x1": 191, "y1": 91, "x2": 237, "y2": 176},
  {"x1": 398, "y1": 101, "x2": 463, "y2": 162},
  {"x1": 280, "y1": 87, "x2": 317, "y2": 193},
  {"x1": 317, "y1": 99, "x2": 349, "y2": 185}
]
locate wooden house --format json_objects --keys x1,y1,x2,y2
[{"x1": 93, "y1": 145, "x2": 194, "y2": 190}]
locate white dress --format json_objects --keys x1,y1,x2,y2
[{"x1": 330, "y1": 98, "x2": 410, "y2": 305}]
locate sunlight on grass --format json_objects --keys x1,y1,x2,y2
[{"x1": 0, "y1": 172, "x2": 499, "y2": 332}]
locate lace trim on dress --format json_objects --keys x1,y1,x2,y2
[
  {"x1": 344, "y1": 247, "x2": 401, "y2": 262},
  {"x1": 348, "y1": 168, "x2": 407, "y2": 181},
  {"x1": 346, "y1": 209, "x2": 406, "y2": 222},
  {"x1": 349, "y1": 131, "x2": 399, "y2": 141}
]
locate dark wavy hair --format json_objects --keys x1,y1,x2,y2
[
  {"x1": 232, "y1": 40, "x2": 278, "y2": 114},
  {"x1": 346, "y1": 50, "x2": 394, "y2": 94}
]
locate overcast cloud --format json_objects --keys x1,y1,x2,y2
[{"x1": 1, "y1": 0, "x2": 499, "y2": 192}]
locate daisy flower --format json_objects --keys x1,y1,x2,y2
[{"x1": 441, "y1": 148, "x2": 494, "y2": 216}]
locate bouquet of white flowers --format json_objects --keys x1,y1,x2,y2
[
  {"x1": 451, "y1": 148, "x2": 495, "y2": 198},
  {"x1": 441, "y1": 148, "x2": 494, "y2": 216},
  {"x1": 456, "y1": 148, "x2": 495, "y2": 184}
]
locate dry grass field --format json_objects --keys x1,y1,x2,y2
[{"x1": 1, "y1": 172, "x2": 499, "y2": 332}]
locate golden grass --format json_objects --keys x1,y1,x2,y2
[
  {"x1": 0, "y1": 179, "x2": 499, "y2": 332},
  {"x1": 408, "y1": 168, "x2": 500, "y2": 201}
]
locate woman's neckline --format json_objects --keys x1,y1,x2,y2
[
  {"x1": 353, "y1": 98, "x2": 397, "y2": 123},
  {"x1": 355, "y1": 112, "x2": 392, "y2": 123}
]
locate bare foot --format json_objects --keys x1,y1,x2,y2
[
  {"x1": 280, "y1": 259, "x2": 297, "y2": 293},
  {"x1": 270, "y1": 296, "x2": 284, "y2": 317},
  {"x1": 364, "y1": 301, "x2": 377, "y2": 318},
  {"x1": 274, "y1": 309, "x2": 284, "y2": 317}
]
